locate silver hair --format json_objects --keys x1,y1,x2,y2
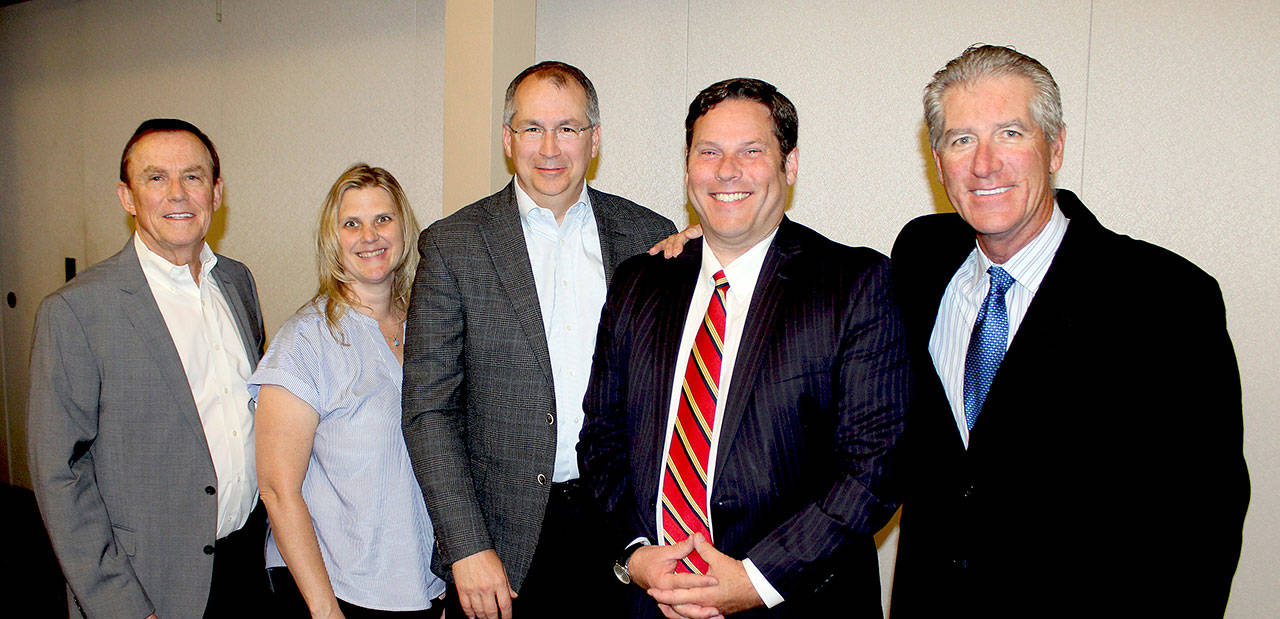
[{"x1": 923, "y1": 44, "x2": 1064, "y2": 150}]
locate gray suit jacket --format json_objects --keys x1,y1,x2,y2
[
  {"x1": 27, "y1": 239, "x2": 265, "y2": 619},
  {"x1": 402, "y1": 182, "x2": 675, "y2": 591}
]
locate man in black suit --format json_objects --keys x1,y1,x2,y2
[
  {"x1": 402, "y1": 61, "x2": 674, "y2": 619},
  {"x1": 579, "y1": 78, "x2": 910, "y2": 618},
  {"x1": 889, "y1": 45, "x2": 1249, "y2": 616}
]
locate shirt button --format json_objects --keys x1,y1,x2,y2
[
  {"x1": 204, "y1": 545, "x2": 215, "y2": 555},
  {"x1": 205, "y1": 485, "x2": 216, "y2": 495},
  {"x1": 565, "y1": 324, "x2": 573, "y2": 332},
  {"x1": 546, "y1": 412, "x2": 555, "y2": 425},
  {"x1": 537, "y1": 474, "x2": 547, "y2": 486}
]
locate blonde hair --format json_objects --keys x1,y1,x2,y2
[{"x1": 312, "y1": 163, "x2": 420, "y2": 344}]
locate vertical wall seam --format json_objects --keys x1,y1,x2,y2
[{"x1": 1080, "y1": 0, "x2": 1094, "y2": 196}]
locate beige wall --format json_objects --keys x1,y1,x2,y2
[
  {"x1": 535, "y1": 1, "x2": 1279, "y2": 616},
  {"x1": 1, "y1": 0, "x2": 1275, "y2": 615},
  {"x1": 0, "y1": 0, "x2": 446, "y2": 488}
]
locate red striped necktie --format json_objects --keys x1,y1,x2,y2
[{"x1": 661, "y1": 270, "x2": 730, "y2": 574}]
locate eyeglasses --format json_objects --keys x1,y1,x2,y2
[{"x1": 506, "y1": 124, "x2": 595, "y2": 142}]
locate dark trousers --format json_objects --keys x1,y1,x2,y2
[
  {"x1": 444, "y1": 479, "x2": 625, "y2": 618},
  {"x1": 268, "y1": 566, "x2": 447, "y2": 618},
  {"x1": 204, "y1": 501, "x2": 270, "y2": 617}
]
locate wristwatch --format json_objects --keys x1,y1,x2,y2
[{"x1": 613, "y1": 539, "x2": 652, "y2": 584}]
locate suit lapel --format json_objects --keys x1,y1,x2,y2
[
  {"x1": 481, "y1": 183, "x2": 553, "y2": 382},
  {"x1": 115, "y1": 242, "x2": 211, "y2": 446},
  {"x1": 211, "y1": 261, "x2": 260, "y2": 369},
  {"x1": 641, "y1": 245, "x2": 703, "y2": 503},
  {"x1": 590, "y1": 188, "x2": 625, "y2": 286},
  {"x1": 713, "y1": 221, "x2": 801, "y2": 473}
]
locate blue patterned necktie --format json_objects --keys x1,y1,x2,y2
[{"x1": 963, "y1": 266, "x2": 1015, "y2": 430}]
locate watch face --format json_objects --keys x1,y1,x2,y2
[{"x1": 613, "y1": 562, "x2": 631, "y2": 584}]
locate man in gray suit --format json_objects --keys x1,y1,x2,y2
[
  {"x1": 28, "y1": 119, "x2": 267, "y2": 618},
  {"x1": 403, "y1": 61, "x2": 676, "y2": 619}
]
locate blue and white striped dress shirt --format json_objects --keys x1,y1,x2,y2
[{"x1": 928, "y1": 203, "x2": 1069, "y2": 448}]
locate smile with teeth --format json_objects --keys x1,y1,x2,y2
[
  {"x1": 356, "y1": 248, "x2": 387, "y2": 258},
  {"x1": 973, "y1": 186, "x2": 1013, "y2": 196},
  {"x1": 711, "y1": 192, "x2": 750, "y2": 203},
  {"x1": 165, "y1": 213, "x2": 195, "y2": 219}
]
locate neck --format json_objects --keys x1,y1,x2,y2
[
  {"x1": 347, "y1": 282, "x2": 398, "y2": 321},
  {"x1": 138, "y1": 234, "x2": 204, "y2": 283}
]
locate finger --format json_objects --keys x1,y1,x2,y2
[
  {"x1": 665, "y1": 572, "x2": 718, "y2": 588},
  {"x1": 498, "y1": 589, "x2": 514, "y2": 619},
  {"x1": 672, "y1": 602, "x2": 722, "y2": 619},
  {"x1": 658, "y1": 603, "x2": 683, "y2": 619},
  {"x1": 481, "y1": 591, "x2": 500, "y2": 619},
  {"x1": 649, "y1": 585, "x2": 714, "y2": 607}
]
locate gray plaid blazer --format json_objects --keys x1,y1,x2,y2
[{"x1": 402, "y1": 181, "x2": 675, "y2": 591}]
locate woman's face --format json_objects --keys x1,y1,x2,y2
[{"x1": 335, "y1": 186, "x2": 404, "y2": 295}]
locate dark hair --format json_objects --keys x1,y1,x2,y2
[
  {"x1": 119, "y1": 118, "x2": 220, "y2": 185},
  {"x1": 503, "y1": 61, "x2": 600, "y2": 126},
  {"x1": 685, "y1": 78, "x2": 798, "y2": 167}
]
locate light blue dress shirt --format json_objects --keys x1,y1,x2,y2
[
  {"x1": 929, "y1": 203, "x2": 1069, "y2": 447},
  {"x1": 249, "y1": 301, "x2": 446, "y2": 611},
  {"x1": 513, "y1": 178, "x2": 607, "y2": 482}
]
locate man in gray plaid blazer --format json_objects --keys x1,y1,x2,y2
[{"x1": 402, "y1": 61, "x2": 675, "y2": 619}]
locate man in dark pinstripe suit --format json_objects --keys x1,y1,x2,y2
[
  {"x1": 402, "y1": 61, "x2": 674, "y2": 619},
  {"x1": 579, "y1": 78, "x2": 910, "y2": 618}
]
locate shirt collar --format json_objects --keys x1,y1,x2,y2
[
  {"x1": 134, "y1": 233, "x2": 217, "y2": 284},
  {"x1": 700, "y1": 227, "x2": 778, "y2": 308},
  {"x1": 513, "y1": 175, "x2": 592, "y2": 224},
  {"x1": 972, "y1": 200, "x2": 1068, "y2": 294}
]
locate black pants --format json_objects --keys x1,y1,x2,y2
[
  {"x1": 267, "y1": 566, "x2": 447, "y2": 618},
  {"x1": 204, "y1": 502, "x2": 270, "y2": 617},
  {"x1": 444, "y1": 479, "x2": 625, "y2": 618}
]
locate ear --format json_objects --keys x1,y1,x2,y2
[
  {"x1": 784, "y1": 147, "x2": 799, "y2": 186},
  {"x1": 932, "y1": 148, "x2": 946, "y2": 186},
  {"x1": 117, "y1": 181, "x2": 137, "y2": 216},
  {"x1": 502, "y1": 124, "x2": 515, "y2": 159},
  {"x1": 213, "y1": 177, "x2": 224, "y2": 211},
  {"x1": 589, "y1": 124, "x2": 601, "y2": 159},
  {"x1": 1049, "y1": 127, "x2": 1066, "y2": 174}
]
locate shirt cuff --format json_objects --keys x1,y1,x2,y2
[{"x1": 742, "y1": 558, "x2": 784, "y2": 608}]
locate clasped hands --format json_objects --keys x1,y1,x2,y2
[{"x1": 628, "y1": 534, "x2": 764, "y2": 619}]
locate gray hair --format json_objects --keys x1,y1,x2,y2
[
  {"x1": 502, "y1": 60, "x2": 600, "y2": 127},
  {"x1": 923, "y1": 44, "x2": 1064, "y2": 150}
]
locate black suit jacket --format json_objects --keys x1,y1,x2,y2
[
  {"x1": 402, "y1": 182, "x2": 675, "y2": 590},
  {"x1": 580, "y1": 218, "x2": 911, "y2": 618},
  {"x1": 889, "y1": 189, "x2": 1249, "y2": 617}
]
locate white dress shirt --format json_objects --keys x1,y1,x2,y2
[
  {"x1": 514, "y1": 178, "x2": 607, "y2": 482},
  {"x1": 928, "y1": 203, "x2": 1069, "y2": 447},
  {"x1": 656, "y1": 229, "x2": 785, "y2": 608},
  {"x1": 134, "y1": 234, "x2": 257, "y2": 538}
]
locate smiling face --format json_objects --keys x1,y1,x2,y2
[
  {"x1": 934, "y1": 74, "x2": 1065, "y2": 263},
  {"x1": 336, "y1": 186, "x2": 405, "y2": 300},
  {"x1": 117, "y1": 130, "x2": 222, "y2": 268},
  {"x1": 502, "y1": 76, "x2": 600, "y2": 216},
  {"x1": 685, "y1": 99, "x2": 797, "y2": 265}
]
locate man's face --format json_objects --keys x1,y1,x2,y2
[
  {"x1": 502, "y1": 77, "x2": 600, "y2": 213},
  {"x1": 933, "y1": 74, "x2": 1064, "y2": 262},
  {"x1": 686, "y1": 99, "x2": 797, "y2": 263},
  {"x1": 117, "y1": 130, "x2": 222, "y2": 264}
]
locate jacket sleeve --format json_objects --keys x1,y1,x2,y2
[
  {"x1": 401, "y1": 225, "x2": 494, "y2": 572},
  {"x1": 27, "y1": 293, "x2": 155, "y2": 619}
]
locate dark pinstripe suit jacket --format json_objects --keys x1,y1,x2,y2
[
  {"x1": 889, "y1": 190, "x2": 1248, "y2": 617},
  {"x1": 401, "y1": 181, "x2": 675, "y2": 591},
  {"x1": 580, "y1": 218, "x2": 910, "y2": 618}
]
